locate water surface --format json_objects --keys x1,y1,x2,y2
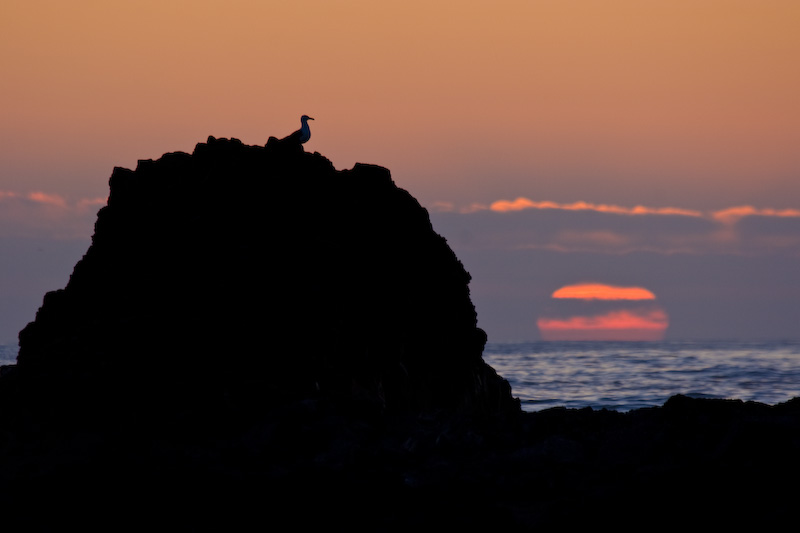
[{"x1": 484, "y1": 341, "x2": 800, "y2": 412}]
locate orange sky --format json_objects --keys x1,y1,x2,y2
[
  {"x1": 2, "y1": 1, "x2": 799, "y2": 208},
  {"x1": 1, "y1": 1, "x2": 799, "y2": 343}
]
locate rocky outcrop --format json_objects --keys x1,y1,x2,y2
[{"x1": 11, "y1": 135, "x2": 517, "y2": 419}]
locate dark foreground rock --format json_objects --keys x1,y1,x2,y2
[{"x1": 1, "y1": 137, "x2": 799, "y2": 529}]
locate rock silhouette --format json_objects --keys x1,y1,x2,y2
[
  {"x1": 13, "y1": 135, "x2": 515, "y2": 418},
  {"x1": 1, "y1": 137, "x2": 799, "y2": 529}
]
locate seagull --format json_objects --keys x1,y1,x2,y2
[{"x1": 283, "y1": 115, "x2": 314, "y2": 144}]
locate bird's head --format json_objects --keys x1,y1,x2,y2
[{"x1": 301, "y1": 115, "x2": 314, "y2": 121}]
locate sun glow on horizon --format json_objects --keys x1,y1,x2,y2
[
  {"x1": 537, "y1": 309, "x2": 669, "y2": 341},
  {"x1": 539, "y1": 282, "x2": 668, "y2": 341}
]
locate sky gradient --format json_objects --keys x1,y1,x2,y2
[{"x1": 2, "y1": 1, "x2": 799, "y2": 343}]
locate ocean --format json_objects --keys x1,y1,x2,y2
[
  {"x1": 0, "y1": 344, "x2": 18, "y2": 368},
  {"x1": 2, "y1": 341, "x2": 799, "y2": 413},
  {"x1": 484, "y1": 340, "x2": 800, "y2": 412}
]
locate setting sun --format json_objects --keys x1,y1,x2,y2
[
  {"x1": 552, "y1": 283, "x2": 656, "y2": 301},
  {"x1": 539, "y1": 282, "x2": 668, "y2": 341}
]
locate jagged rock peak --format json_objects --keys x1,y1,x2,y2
[{"x1": 12, "y1": 135, "x2": 518, "y2": 417}]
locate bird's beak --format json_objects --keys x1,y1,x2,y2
[{"x1": 309, "y1": 117, "x2": 315, "y2": 120}]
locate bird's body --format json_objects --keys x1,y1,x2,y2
[
  {"x1": 282, "y1": 115, "x2": 314, "y2": 144},
  {"x1": 298, "y1": 115, "x2": 313, "y2": 144}
]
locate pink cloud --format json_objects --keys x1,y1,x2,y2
[
  {"x1": 439, "y1": 196, "x2": 800, "y2": 227},
  {"x1": 76, "y1": 197, "x2": 108, "y2": 211},
  {"x1": 429, "y1": 201, "x2": 488, "y2": 214},
  {"x1": 712, "y1": 205, "x2": 800, "y2": 225},
  {"x1": 0, "y1": 190, "x2": 105, "y2": 239},
  {"x1": 27, "y1": 191, "x2": 68, "y2": 208},
  {"x1": 0, "y1": 191, "x2": 20, "y2": 200},
  {"x1": 488, "y1": 197, "x2": 703, "y2": 218},
  {"x1": 553, "y1": 230, "x2": 631, "y2": 248}
]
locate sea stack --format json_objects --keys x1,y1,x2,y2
[
  {"x1": 11, "y1": 135, "x2": 518, "y2": 417},
  {"x1": 0, "y1": 134, "x2": 519, "y2": 526}
]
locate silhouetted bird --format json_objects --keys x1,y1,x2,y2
[{"x1": 283, "y1": 115, "x2": 314, "y2": 144}]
